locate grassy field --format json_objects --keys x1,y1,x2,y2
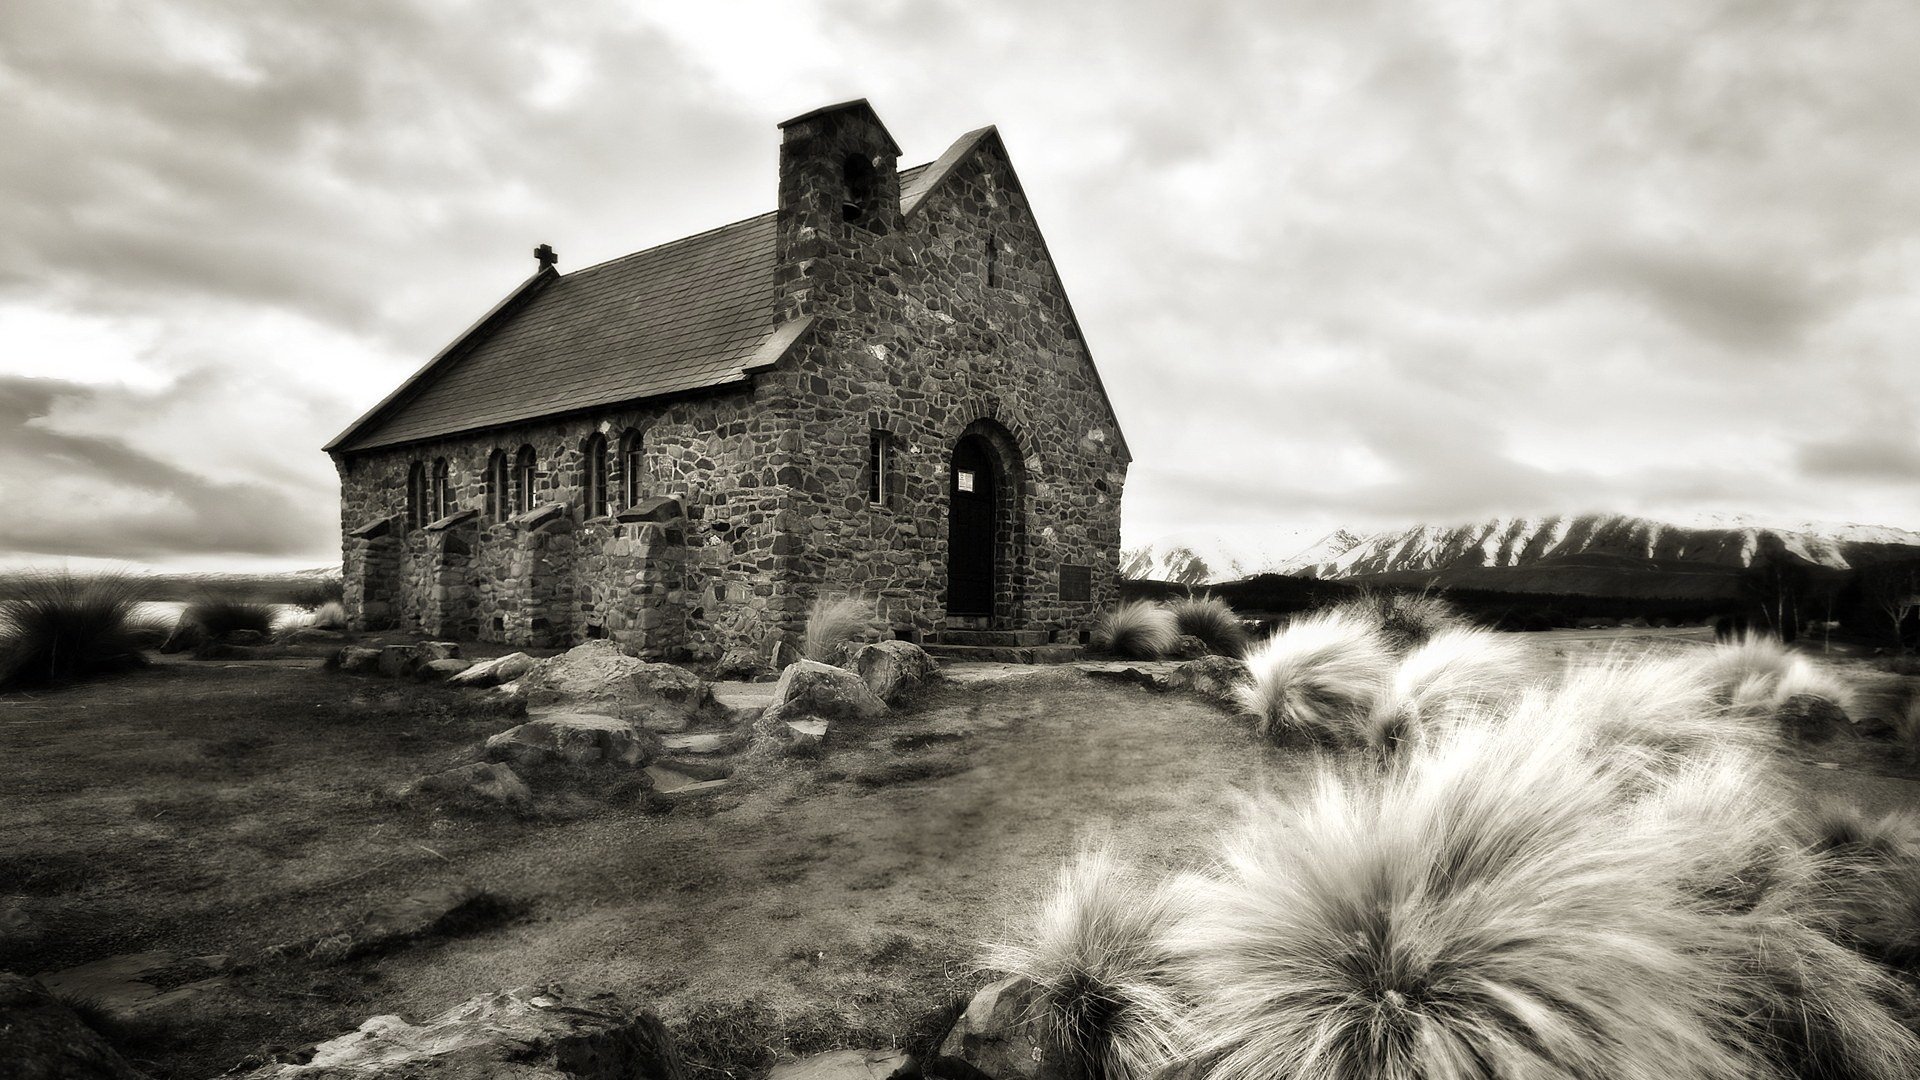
[{"x1": 2, "y1": 629, "x2": 1917, "y2": 1076}]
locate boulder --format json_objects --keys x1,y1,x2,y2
[
  {"x1": 416, "y1": 641, "x2": 463, "y2": 662},
  {"x1": 852, "y1": 641, "x2": 939, "y2": 704},
  {"x1": 767, "y1": 659, "x2": 887, "y2": 723},
  {"x1": 237, "y1": 984, "x2": 685, "y2": 1079},
  {"x1": 405, "y1": 763, "x2": 532, "y2": 812},
  {"x1": 769, "y1": 1049, "x2": 914, "y2": 1080},
  {"x1": 485, "y1": 713, "x2": 661, "y2": 768},
  {"x1": 1168, "y1": 634, "x2": 1210, "y2": 660},
  {"x1": 1171, "y1": 655, "x2": 1250, "y2": 708},
  {"x1": 333, "y1": 646, "x2": 384, "y2": 673},
  {"x1": 1776, "y1": 693, "x2": 1846, "y2": 743},
  {"x1": 415, "y1": 658, "x2": 475, "y2": 682},
  {"x1": 378, "y1": 645, "x2": 419, "y2": 678},
  {"x1": 449, "y1": 652, "x2": 537, "y2": 688},
  {"x1": 711, "y1": 646, "x2": 768, "y2": 681},
  {"x1": 936, "y1": 975, "x2": 1052, "y2": 1080},
  {"x1": 0, "y1": 973, "x2": 148, "y2": 1080},
  {"x1": 520, "y1": 641, "x2": 713, "y2": 732}
]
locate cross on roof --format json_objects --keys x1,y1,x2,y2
[{"x1": 534, "y1": 243, "x2": 557, "y2": 270}]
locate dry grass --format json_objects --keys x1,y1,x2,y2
[
  {"x1": 1362, "y1": 626, "x2": 1529, "y2": 761},
  {"x1": 802, "y1": 595, "x2": 875, "y2": 664},
  {"x1": 1504, "y1": 652, "x2": 1772, "y2": 768},
  {"x1": 0, "y1": 570, "x2": 149, "y2": 689},
  {"x1": 1233, "y1": 610, "x2": 1393, "y2": 745},
  {"x1": 1165, "y1": 596, "x2": 1248, "y2": 658},
  {"x1": 1094, "y1": 601, "x2": 1180, "y2": 659},
  {"x1": 986, "y1": 849, "x2": 1190, "y2": 1080},
  {"x1": 183, "y1": 596, "x2": 277, "y2": 641},
  {"x1": 1329, "y1": 590, "x2": 1460, "y2": 654}
]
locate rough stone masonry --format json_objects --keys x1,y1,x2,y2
[{"x1": 325, "y1": 99, "x2": 1130, "y2": 663}]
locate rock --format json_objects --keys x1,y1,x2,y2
[
  {"x1": 520, "y1": 640, "x2": 713, "y2": 732},
  {"x1": 784, "y1": 719, "x2": 829, "y2": 748},
  {"x1": 378, "y1": 645, "x2": 420, "y2": 678},
  {"x1": 0, "y1": 973, "x2": 148, "y2": 1080},
  {"x1": 236, "y1": 984, "x2": 686, "y2": 1079},
  {"x1": 415, "y1": 641, "x2": 463, "y2": 662},
  {"x1": 38, "y1": 950, "x2": 228, "y2": 1022},
  {"x1": 1776, "y1": 693, "x2": 1846, "y2": 743},
  {"x1": 405, "y1": 763, "x2": 532, "y2": 812},
  {"x1": 333, "y1": 645, "x2": 384, "y2": 673},
  {"x1": 281, "y1": 626, "x2": 346, "y2": 644},
  {"x1": 1168, "y1": 634, "x2": 1210, "y2": 660},
  {"x1": 159, "y1": 619, "x2": 206, "y2": 655},
  {"x1": 1171, "y1": 655, "x2": 1249, "y2": 708},
  {"x1": 852, "y1": 640, "x2": 938, "y2": 704},
  {"x1": 643, "y1": 764, "x2": 735, "y2": 805},
  {"x1": 449, "y1": 651, "x2": 537, "y2": 688},
  {"x1": 712, "y1": 646, "x2": 767, "y2": 680},
  {"x1": 769, "y1": 1049, "x2": 915, "y2": 1080},
  {"x1": 485, "y1": 713, "x2": 661, "y2": 768},
  {"x1": 937, "y1": 975, "x2": 1051, "y2": 1080},
  {"x1": 416, "y1": 658, "x2": 475, "y2": 682},
  {"x1": 659, "y1": 731, "x2": 745, "y2": 755},
  {"x1": 767, "y1": 659, "x2": 887, "y2": 723}
]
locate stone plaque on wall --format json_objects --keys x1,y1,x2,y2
[{"x1": 1059, "y1": 564, "x2": 1092, "y2": 602}]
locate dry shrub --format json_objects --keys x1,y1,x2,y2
[
  {"x1": 1362, "y1": 626, "x2": 1529, "y2": 761},
  {"x1": 1094, "y1": 601, "x2": 1179, "y2": 660},
  {"x1": 802, "y1": 595, "x2": 874, "y2": 664},
  {"x1": 1234, "y1": 610, "x2": 1393, "y2": 745},
  {"x1": 183, "y1": 596, "x2": 275, "y2": 641},
  {"x1": 986, "y1": 849, "x2": 1190, "y2": 1080},
  {"x1": 1165, "y1": 595, "x2": 1248, "y2": 658},
  {"x1": 1328, "y1": 590, "x2": 1460, "y2": 654},
  {"x1": 0, "y1": 570, "x2": 149, "y2": 689}
]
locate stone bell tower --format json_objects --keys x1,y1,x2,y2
[{"x1": 773, "y1": 98, "x2": 903, "y2": 324}]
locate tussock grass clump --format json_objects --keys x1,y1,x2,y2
[
  {"x1": 290, "y1": 575, "x2": 344, "y2": 610},
  {"x1": 1506, "y1": 653, "x2": 1771, "y2": 767},
  {"x1": 308, "y1": 600, "x2": 347, "y2": 630},
  {"x1": 1233, "y1": 610, "x2": 1393, "y2": 745},
  {"x1": 1698, "y1": 632, "x2": 1798, "y2": 701},
  {"x1": 1362, "y1": 626, "x2": 1529, "y2": 760},
  {"x1": 0, "y1": 570, "x2": 149, "y2": 689},
  {"x1": 183, "y1": 596, "x2": 276, "y2": 641},
  {"x1": 802, "y1": 595, "x2": 874, "y2": 664},
  {"x1": 987, "y1": 849, "x2": 1190, "y2": 1080},
  {"x1": 1094, "y1": 601, "x2": 1179, "y2": 659},
  {"x1": 1329, "y1": 589, "x2": 1460, "y2": 654},
  {"x1": 1165, "y1": 595, "x2": 1248, "y2": 658}
]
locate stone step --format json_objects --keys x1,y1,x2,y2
[
  {"x1": 655, "y1": 756, "x2": 733, "y2": 781},
  {"x1": 643, "y1": 764, "x2": 735, "y2": 804},
  {"x1": 658, "y1": 730, "x2": 745, "y2": 756},
  {"x1": 711, "y1": 681, "x2": 777, "y2": 724},
  {"x1": 934, "y1": 628, "x2": 1051, "y2": 647},
  {"x1": 921, "y1": 643, "x2": 1085, "y2": 665}
]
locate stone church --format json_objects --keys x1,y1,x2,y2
[{"x1": 325, "y1": 100, "x2": 1130, "y2": 663}]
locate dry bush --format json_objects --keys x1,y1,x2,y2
[
  {"x1": 802, "y1": 595, "x2": 874, "y2": 664},
  {"x1": 1233, "y1": 610, "x2": 1395, "y2": 745},
  {"x1": 1328, "y1": 590, "x2": 1461, "y2": 654},
  {"x1": 986, "y1": 849, "x2": 1191, "y2": 1080},
  {"x1": 0, "y1": 570, "x2": 149, "y2": 689},
  {"x1": 1361, "y1": 626, "x2": 1530, "y2": 761},
  {"x1": 183, "y1": 596, "x2": 276, "y2": 641},
  {"x1": 1165, "y1": 595, "x2": 1248, "y2": 658},
  {"x1": 1093, "y1": 601, "x2": 1179, "y2": 660}
]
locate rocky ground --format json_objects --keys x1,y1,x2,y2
[{"x1": 3, "y1": 627, "x2": 1917, "y2": 1077}]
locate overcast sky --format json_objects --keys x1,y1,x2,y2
[{"x1": 4, "y1": 0, "x2": 1919, "y2": 572}]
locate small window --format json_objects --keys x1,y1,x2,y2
[
  {"x1": 841, "y1": 153, "x2": 876, "y2": 224},
  {"x1": 430, "y1": 458, "x2": 450, "y2": 521},
  {"x1": 583, "y1": 433, "x2": 608, "y2": 518},
  {"x1": 405, "y1": 461, "x2": 426, "y2": 530},
  {"x1": 985, "y1": 232, "x2": 999, "y2": 288},
  {"x1": 485, "y1": 450, "x2": 508, "y2": 520},
  {"x1": 867, "y1": 431, "x2": 890, "y2": 506},
  {"x1": 620, "y1": 429, "x2": 647, "y2": 507},
  {"x1": 513, "y1": 445, "x2": 537, "y2": 515}
]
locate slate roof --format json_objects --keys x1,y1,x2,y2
[{"x1": 331, "y1": 163, "x2": 935, "y2": 453}]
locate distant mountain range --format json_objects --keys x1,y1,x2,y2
[{"x1": 1123, "y1": 513, "x2": 1920, "y2": 591}]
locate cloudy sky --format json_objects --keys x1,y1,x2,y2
[{"x1": 4, "y1": 0, "x2": 1919, "y2": 572}]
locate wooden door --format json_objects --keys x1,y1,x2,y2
[{"x1": 947, "y1": 436, "x2": 996, "y2": 616}]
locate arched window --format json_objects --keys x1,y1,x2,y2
[
  {"x1": 841, "y1": 153, "x2": 876, "y2": 224},
  {"x1": 620, "y1": 428, "x2": 646, "y2": 508},
  {"x1": 405, "y1": 461, "x2": 426, "y2": 530},
  {"x1": 513, "y1": 445, "x2": 537, "y2": 515},
  {"x1": 485, "y1": 449, "x2": 508, "y2": 520},
  {"x1": 430, "y1": 458, "x2": 451, "y2": 521},
  {"x1": 582, "y1": 433, "x2": 608, "y2": 519}
]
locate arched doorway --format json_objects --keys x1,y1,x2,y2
[{"x1": 946, "y1": 434, "x2": 997, "y2": 617}]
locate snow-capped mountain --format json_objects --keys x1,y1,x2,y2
[
  {"x1": 1122, "y1": 514, "x2": 1920, "y2": 584},
  {"x1": 1294, "y1": 514, "x2": 1920, "y2": 579}
]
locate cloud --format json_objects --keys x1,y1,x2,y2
[
  {"x1": 0, "y1": 377, "x2": 334, "y2": 560},
  {"x1": 1798, "y1": 434, "x2": 1920, "y2": 482}
]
